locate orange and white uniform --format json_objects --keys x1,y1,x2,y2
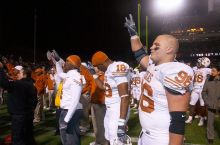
[
  {"x1": 190, "y1": 67, "x2": 211, "y2": 106},
  {"x1": 103, "y1": 61, "x2": 130, "y2": 143},
  {"x1": 131, "y1": 71, "x2": 145, "y2": 101},
  {"x1": 138, "y1": 60, "x2": 193, "y2": 145}
]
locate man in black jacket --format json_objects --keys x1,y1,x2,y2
[{"x1": 0, "y1": 62, "x2": 37, "y2": 145}]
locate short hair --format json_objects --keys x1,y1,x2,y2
[{"x1": 160, "y1": 34, "x2": 179, "y2": 53}]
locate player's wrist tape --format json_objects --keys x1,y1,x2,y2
[
  {"x1": 118, "y1": 119, "x2": 126, "y2": 126},
  {"x1": 120, "y1": 94, "x2": 129, "y2": 98},
  {"x1": 134, "y1": 47, "x2": 147, "y2": 63},
  {"x1": 169, "y1": 111, "x2": 186, "y2": 135},
  {"x1": 92, "y1": 74, "x2": 98, "y2": 79},
  {"x1": 131, "y1": 35, "x2": 139, "y2": 40}
]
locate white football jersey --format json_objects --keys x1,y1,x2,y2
[
  {"x1": 104, "y1": 61, "x2": 130, "y2": 105},
  {"x1": 193, "y1": 67, "x2": 211, "y2": 89},
  {"x1": 139, "y1": 61, "x2": 194, "y2": 135},
  {"x1": 130, "y1": 71, "x2": 145, "y2": 100}
]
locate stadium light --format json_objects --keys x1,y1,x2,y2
[{"x1": 153, "y1": 0, "x2": 184, "y2": 15}]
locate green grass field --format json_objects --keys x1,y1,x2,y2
[{"x1": 1, "y1": 104, "x2": 220, "y2": 145}]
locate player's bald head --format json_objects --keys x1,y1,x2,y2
[{"x1": 158, "y1": 34, "x2": 179, "y2": 53}]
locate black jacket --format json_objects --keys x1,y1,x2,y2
[{"x1": 0, "y1": 68, "x2": 37, "y2": 114}]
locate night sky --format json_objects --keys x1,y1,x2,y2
[{"x1": 0, "y1": 0, "x2": 209, "y2": 62}]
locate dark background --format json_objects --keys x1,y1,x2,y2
[{"x1": 0, "y1": 0, "x2": 210, "y2": 63}]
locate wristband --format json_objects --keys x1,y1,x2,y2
[
  {"x1": 131, "y1": 35, "x2": 139, "y2": 40},
  {"x1": 120, "y1": 94, "x2": 129, "y2": 98},
  {"x1": 134, "y1": 47, "x2": 147, "y2": 62},
  {"x1": 118, "y1": 119, "x2": 126, "y2": 126}
]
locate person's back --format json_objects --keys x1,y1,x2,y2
[
  {"x1": 193, "y1": 67, "x2": 211, "y2": 89},
  {"x1": 104, "y1": 61, "x2": 130, "y2": 105},
  {"x1": 0, "y1": 63, "x2": 37, "y2": 145},
  {"x1": 0, "y1": 65, "x2": 37, "y2": 114},
  {"x1": 7, "y1": 78, "x2": 37, "y2": 114}
]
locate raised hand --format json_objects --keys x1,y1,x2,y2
[
  {"x1": 124, "y1": 14, "x2": 137, "y2": 37},
  {"x1": 46, "y1": 50, "x2": 52, "y2": 61},
  {"x1": 87, "y1": 61, "x2": 96, "y2": 75},
  {"x1": 51, "y1": 50, "x2": 61, "y2": 62}
]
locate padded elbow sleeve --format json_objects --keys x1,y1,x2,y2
[
  {"x1": 169, "y1": 111, "x2": 186, "y2": 135},
  {"x1": 133, "y1": 47, "x2": 147, "y2": 63}
]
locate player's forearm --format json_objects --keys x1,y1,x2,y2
[
  {"x1": 93, "y1": 78, "x2": 105, "y2": 90},
  {"x1": 120, "y1": 96, "x2": 130, "y2": 119},
  {"x1": 169, "y1": 133, "x2": 184, "y2": 145},
  {"x1": 131, "y1": 36, "x2": 143, "y2": 52},
  {"x1": 131, "y1": 36, "x2": 149, "y2": 69}
]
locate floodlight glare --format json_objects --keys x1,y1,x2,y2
[{"x1": 154, "y1": 0, "x2": 184, "y2": 14}]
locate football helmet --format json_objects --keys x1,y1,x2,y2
[
  {"x1": 117, "y1": 135, "x2": 132, "y2": 145},
  {"x1": 197, "y1": 57, "x2": 202, "y2": 65},
  {"x1": 201, "y1": 57, "x2": 211, "y2": 68},
  {"x1": 133, "y1": 68, "x2": 139, "y2": 74}
]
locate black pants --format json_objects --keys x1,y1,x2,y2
[{"x1": 11, "y1": 113, "x2": 35, "y2": 145}]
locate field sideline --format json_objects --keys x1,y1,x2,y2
[{"x1": 0, "y1": 105, "x2": 220, "y2": 145}]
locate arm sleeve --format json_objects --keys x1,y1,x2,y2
[
  {"x1": 55, "y1": 61, "x2": 68, "y2": 80},
  {"x1": 64, "y1": 78, "x2": 83, "y2": 123}
]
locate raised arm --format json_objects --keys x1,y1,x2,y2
[{"x1": 124, "y1": 14, "x2": 149, "y2": 69}]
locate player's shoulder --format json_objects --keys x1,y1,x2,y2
[
  {"x1": 202, "y1": 67, "x2": 211, "y2": 72},
  {"x1": 159, "y1": 62, "x2": 193, "y2": 75},
  {"x1": 108, "y1": 61, "x2": 129, "y2": 76},
  {"x1": 158, "y1": 62, "x2": 194, "y2": 94},
  {"x1": 68, "y1": 69, "x2": 81, "y2": 79}
]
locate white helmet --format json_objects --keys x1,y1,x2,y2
[
  {"x1": 133, "y1": 68, "x2": 139, "y2": 74},
  {"x1": 201, "y1": 57, "x2": 211, "y2": 68},
  {"x1": 116, "y1": 135, "x2": 132, "y2": 145}
]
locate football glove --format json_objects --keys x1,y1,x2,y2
[
  {"x1": 118, "y1": 134, "x2": 132, "y2": 145},
  {"x1": 87, "y1": 61, "x2": 96, "y2": 75},
  {"x1": 52, "y1": 50, "x2": 61, "y2": 62},
  {"x1": 46, "y1": 50, "x2": 52, "y2": 61},
  {"x1": 117, "y1": 119, "x2": 126, "y2": 137},
  {"x1": 124, "y1": 14, "x2": 137, "y2": 37}
]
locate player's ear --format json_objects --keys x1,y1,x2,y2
[{"x1": 166, "y1": 46, "x2": 174, "y2": 54}]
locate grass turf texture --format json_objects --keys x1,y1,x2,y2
[{"x1": 1, "y1": 104, "x2": 220, "y2": 145}]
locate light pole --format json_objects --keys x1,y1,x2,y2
[
  {"x1": 34, "y1": 8, "x2": 37, "y2": 63},
  {"x1": 146, "y1": 16, "x2": 148, "y2": 49},
  {"x1": 138, "y1": 0, "x2": 141, "y2": 37}
]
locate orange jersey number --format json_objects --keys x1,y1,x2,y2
[
  {"x1": 194, "y1": 74, "x2": 203, "y2": 83},
  {"x1": 140, "y1": 83, "x2": 154, "y2": 113},
  {"x1": 175, "y1": 71, "x2": 192, "y2": 87},
  {"x1": 116, "y1": 64, "x2": 126, "y2": 72},
  {"x1": 131, "y1": 77, "x2": 141, "y2": 85}
]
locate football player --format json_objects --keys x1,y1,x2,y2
[
  {"x1": 130, "y1": 68, "x2": 144, "y2": 111},
  {"x1": 125, "y1": 14, "x2": 194, "y2": 145},
  {"x1": 91, "y1": 51, "x2": 131, "y2": 145},
  {"x1": 185, "y1": 57, "x2": 211, "y2": 126}
]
